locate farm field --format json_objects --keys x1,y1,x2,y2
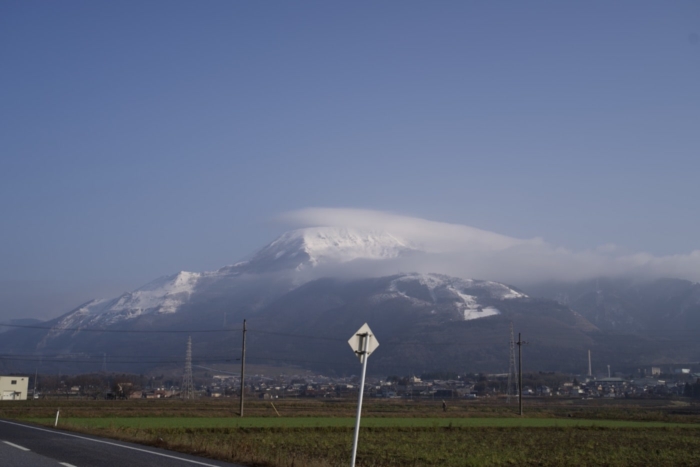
[
  {"x1": 4, "y1": 398, "x2": 700, "y2": 466},
  {"x1": 22, "y1": 415, "x2": 700, "y2": 429}
]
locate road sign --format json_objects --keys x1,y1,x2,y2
[
  {"x1": 348, "y1": 323, "x2": 378, "y2": 467},
  {"x1": 347, "y1": 323, "x2": 379, "y2": 361}
]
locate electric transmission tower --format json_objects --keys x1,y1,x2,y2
[
  {"x1": 506, "y1": 322, "x2": 517, "y2": 403},
  {"x1": 181, "y1": 336, "x2": 195, "y2": 399}
]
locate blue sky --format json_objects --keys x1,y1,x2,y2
[{"x1": 1, "y1": 1, "x2": 699, "y2": 319}]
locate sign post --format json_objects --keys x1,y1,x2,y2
[{"x1": 348, "y1": 323, "x2": 379, "y2": 467}]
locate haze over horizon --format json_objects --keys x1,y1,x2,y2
[{"x1": 2, "y1": 1, "x2": 699, "y2": 320}]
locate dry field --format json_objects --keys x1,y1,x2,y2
[{"x1": 3, "y1": 397, "x2": 700, "y2": 466}]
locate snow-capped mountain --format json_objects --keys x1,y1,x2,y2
[
  {"x1": 229, "y1": 227, "x2": 417, "y2": 273},
  {"x1": 14, "y1": 226, "x2": 689, "y2": 376},
  {"x1": 39, "y1": 228, "x2": 420, "y2": 334},
  {"x1": 5, "y1": 226, "x2": 700, "y2": 374},
  {"x1": 29, "y1": 227, "x2": 525, "y2": 344}
]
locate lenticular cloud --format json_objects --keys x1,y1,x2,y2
[{"x1": 278, "y1": 207, "x2": 700, "y2": 284}]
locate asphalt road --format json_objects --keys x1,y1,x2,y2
[{"x1": 0, "y1": 419, "x2": 243, "y2": 467}]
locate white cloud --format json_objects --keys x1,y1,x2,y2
[
  {"x1": 279, "y1": 207, "x2": 700, "y2": 284},
  {"x1": 279, "y1": 207, "x2": 540, "y2": 252}
]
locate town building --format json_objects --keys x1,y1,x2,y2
[{"x1": 0, "y1": 376, "x2": 29, "y2": 400}]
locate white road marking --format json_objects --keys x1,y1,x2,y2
[
  {"x1": 59, "y1": 463, "x2": 78, "y2": 467},
  {"x1": 3, "y1": 440, "x2": 30, "y2": 451},
  {"x1": 0, "y1": 420, "x2": 223, "y2": 466}
]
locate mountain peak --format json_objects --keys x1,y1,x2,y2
[{"x1": 238, "y1": 227, "x2": 417, "y2": 272}]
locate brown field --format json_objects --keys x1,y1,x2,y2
[{"x1": 3, "y1": 397, "x2": 700, "y2": 466}]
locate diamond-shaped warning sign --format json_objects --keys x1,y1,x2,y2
[{"x1": 348, "y1": 323, "x2": 379, "y2": 362}]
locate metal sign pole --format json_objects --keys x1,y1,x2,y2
[{"x1": 350, "y1": 332, "x2": 369, "y2": 467}]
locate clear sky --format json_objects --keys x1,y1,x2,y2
[{"x1": 1, "y1": 1, "x2": 699, "y2": 320}]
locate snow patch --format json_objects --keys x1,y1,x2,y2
[
  {"x1": 389, "y1": 274, "x2": 507, "y2": 321},
  {"x1": 46, "y1": 271, "x2": 201, "y2": 335},
  {"x1": 245, "y1": 227, "x2": 416, "y2": 271},
  {"x1": 448, "y1": 288, "x2": 501, "y2": 320},
  {"x1": 109, "y1": 271, "x2": 201, "y2": 316},
  {"x1": 484, "y1": 281, "x2": 527, "y2": 299}
]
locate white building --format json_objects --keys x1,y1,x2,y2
[{"x1": 0, "y1": 376, "x2": 29, "y2": 400}]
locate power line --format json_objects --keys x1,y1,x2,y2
[
  {"x1": 6, "y1": 322, "x2": 700, "y2": 340},
  {"x1": 0, "y1": 323, "x2": 242, "y2": 333},
  {"x1": 0, "y1": 354, "x2": 342, "y2": 366},
  {"x1": 247, "y1": 329, "x2": 346, "y2": 342},
  {"x1": 0, "y1": 352, "x2": 238, "y2": 360}
]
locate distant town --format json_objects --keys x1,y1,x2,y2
[{"x1": 5, "y1": 365, "x2": 700, "y2": 402}]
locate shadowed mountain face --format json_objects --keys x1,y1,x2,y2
[
  {"x1": 243, "y1": 275, "x2": 605, "y2": 375},
  {"x1": 0, "y1": 272, "x2": 606, "y2": 375},
  {"x1": 1, "y1": 228, "x2": 699, "y2": 375},
  {"x1": 525, "y1": 277, "x2": 700, "y2": 333}
]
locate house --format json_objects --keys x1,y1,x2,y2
[{"x1": 0, "y1": 376, "x2": 29, "y2": 400}]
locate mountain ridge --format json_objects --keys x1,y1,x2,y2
[{"x1": 1, "y1": 227, "x2": 699, "y2": 375}]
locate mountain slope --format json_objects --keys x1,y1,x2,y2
[
  {"x1": 525, "y1": 277, "x2": 700, "y2": 332},
  {"x1": 245, "y1": 274, "x2": 602, "y2": 374},
  {"x1": 24, "y1": 228, "x2": 418, "y2": 339},
  {"x1": 2, "y1": 228, "x2": 700, "y2": 375}
]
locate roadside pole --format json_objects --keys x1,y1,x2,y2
[
  {"x1": 517, "y1": 333, "x2": 528, "y2": 416},
  {"x1": 239, "y1": 319, "x2": 247, "y2": 417},
  {"x1": 350, "y1": 333, "x2": 369, "y2": 467},
  {"x1": 348, "y1": 323, "x2": 379, "y2": 467}
]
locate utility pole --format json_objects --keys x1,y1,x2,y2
[
  {"x1": 588, "y1": 350, "x2": 592, "y2": 377},
  {"x1": 239, "y1": 319, "x2": 247, "y2": 417},
  {"x1": 517, "y1": 333, "x2": 528, "y2": 416},
  {"x1": 33, "y1": 368, "x2": 38, "y2": 400},
  {"x1": 507, "y1": 322, "x2": 516, "y2": 403}
]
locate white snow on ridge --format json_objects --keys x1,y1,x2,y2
[
  {"x1": 411, "y1": 273, "x2": 468, "y2": 290},
  {"x1": 109, "y1": 271, "x2": 201, "y2": 316},
  {"x1": 390, "y1": 273, "x2": 525, "y2": 298},
  {"x1": 38, "y1": 297, "x2": 121, "y2": 346},
  {"x1": 484, "y1": 281, "x2": 527, "y2": 299},
  {"x1": 297, "y1": 227, "x2": 414, "y2": 263},
  {"x1": 388, "y1": 273, "x2": 447, "y2": 302},
  {"x1": 54, "y1": 298, "x2": 116, "y2": 329},
  {"x1": 249, "y1": 227, "x2": 416, "y2": 270},
  {"x1": 49, "y1": 271, "x2": 201, "y2": 332},
  {"x1": 387, "y1": 273, "x2": 517, "y2": 321}
]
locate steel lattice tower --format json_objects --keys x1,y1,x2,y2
[
  {"x1": 506, "y1": 322, "x2": 517, "y2": 403},
  {"x1": 181, "y1": 336, "x2": 194, "y2": 399}
]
